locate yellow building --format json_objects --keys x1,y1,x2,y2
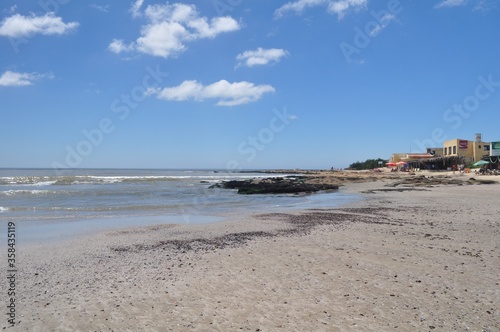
[
  {"x1": 443, "y1": 134, "x2": 490, "y2": 162},
  {"x1": 389, "y1": 153, "x2": 406, "y2": 163}
]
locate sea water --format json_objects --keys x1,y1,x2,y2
[{"x1": 0, "y1": 169, "x2": 360, "y2": 243}]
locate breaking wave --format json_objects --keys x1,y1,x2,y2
[
  {"x1": 0, "y1": 190, "x2": 68, "y2": 196},
  {"x1": 0, "y1": 174, "x2": 275, "y2": 186}
]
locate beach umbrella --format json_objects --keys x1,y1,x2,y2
[
  {"x1": 396, "y1": 161, "x2": 407, "y2": 166},
  {"x1": 472, "y1": 160, "x2": 489, "y2": 167},
  {"x1": 386, "y1": 162, "x2": 397, "y2": 167}
]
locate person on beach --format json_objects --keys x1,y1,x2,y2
[{"x1": 452, "y1": 164, "x2": 456, "y2": 174}]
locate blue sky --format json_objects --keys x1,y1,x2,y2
[{"x1": 1, "y1": 0, "x2": 499, "y2": 170}]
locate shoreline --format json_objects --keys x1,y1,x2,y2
[
  {"x1": 2, "y1": 176, "x2": 499, "y2": 331},
  {"x1": 7, "y1": 174, "x2": 368, "y2": 245},
  {"x1": 12, "y1": 188, "x2": 363, "y2": 246}
]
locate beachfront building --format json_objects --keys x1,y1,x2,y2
[
  {"x1": 443, "y1": 133, "x2": 490, "y2": 163},
  {"x1": 388, "y1": 133, "x2": 493, "y2": 171},
  {"x1": 388, "y1": 152, "x2": 434, "y2": 171}
]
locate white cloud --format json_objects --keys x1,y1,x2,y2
[
  {"x1": 435, "y1": 0, "x2": 498, "y2": 11},
  {"x1": 0, "y1": 13, "x2": 78, "y2": 38},
  {"x1": 90, "y1": 4, "x2": 110, "y2": 13},
  {"x1": 367, "y1": 13, "x2": 396, "y2": 36},
  {"x1": 135, "y1": 21, "x2": 188, "y2": 57},
  {"x1": 275, "y1": 0, "x2": 327, "y2": 18},
  {"x1": 236, "y1": 48, "x2": 289, "y2": 67},
  {"x1": 130, "y1": 0, "x2": 145, "y2": 18},
  {"x1": 473, "y1": 0, "x2": 496, "y2": 11},
  {"x1": 0, "y1": 71, "x2": 52, "y2": 87},
  {"x1": 327, "y1": 0, "x2": 367, "y2": 18},
  {"x1": 434, "y1": 0, "x2": 468, "y2": 8},
  {"x1": 149, "y1": 80, "x2": 275, "y2": 106},
  {"x1": 7, "y1": 6, "x2": 17, "y2": 14},
  {"x1": 108, "y1": 39, "x2": 134, "y2": 53},
  {"x1": 111, "y1": 3, "x2": 240, "y2": 58},
  {"x1": 275, "y1": 0, "x2": 367, "y2": 19}
]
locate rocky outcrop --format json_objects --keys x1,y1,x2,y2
[{"x1": 209, "y1": 177, "x2": 339, "y2": 195}]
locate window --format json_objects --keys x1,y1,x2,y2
[
  {"x1": 444, "y1": 148, "x2": 447, "y2": 155},
  {"x1": 453, "y1": 146, "x2": 456, "y2": 154},
  {"x1": 484, "y1": 145, "x2": 490, "y2": 151}
]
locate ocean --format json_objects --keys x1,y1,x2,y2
[{"x1": 0, "y1": 169, "x2": 360, "y2": 243}]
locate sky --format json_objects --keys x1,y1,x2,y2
[{"x1": 1, "y1": 0, "x2": 499, "y2": 170}]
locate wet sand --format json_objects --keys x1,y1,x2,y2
[{"x1": 3, "y1": 173, "x2": 499, "y2": 331}]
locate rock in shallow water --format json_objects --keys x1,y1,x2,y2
[{"x1": 209, "y1": 177, "x2": 339, "y2": 194}]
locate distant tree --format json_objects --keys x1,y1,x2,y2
[{"x1": 349, "y1": 158, "x2": 386, "y2": 170}]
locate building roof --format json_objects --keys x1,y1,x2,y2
[{"x1": 402, "y1": 153, "x2": 434, "y2": 160}]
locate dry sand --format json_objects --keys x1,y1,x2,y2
[{"x1": 3, "y1": 173, "x2": 499, "y2": 331}]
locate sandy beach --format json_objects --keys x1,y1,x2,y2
[{"x1": 3, "y1": 171, "x2": 499, "y2": 331}]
